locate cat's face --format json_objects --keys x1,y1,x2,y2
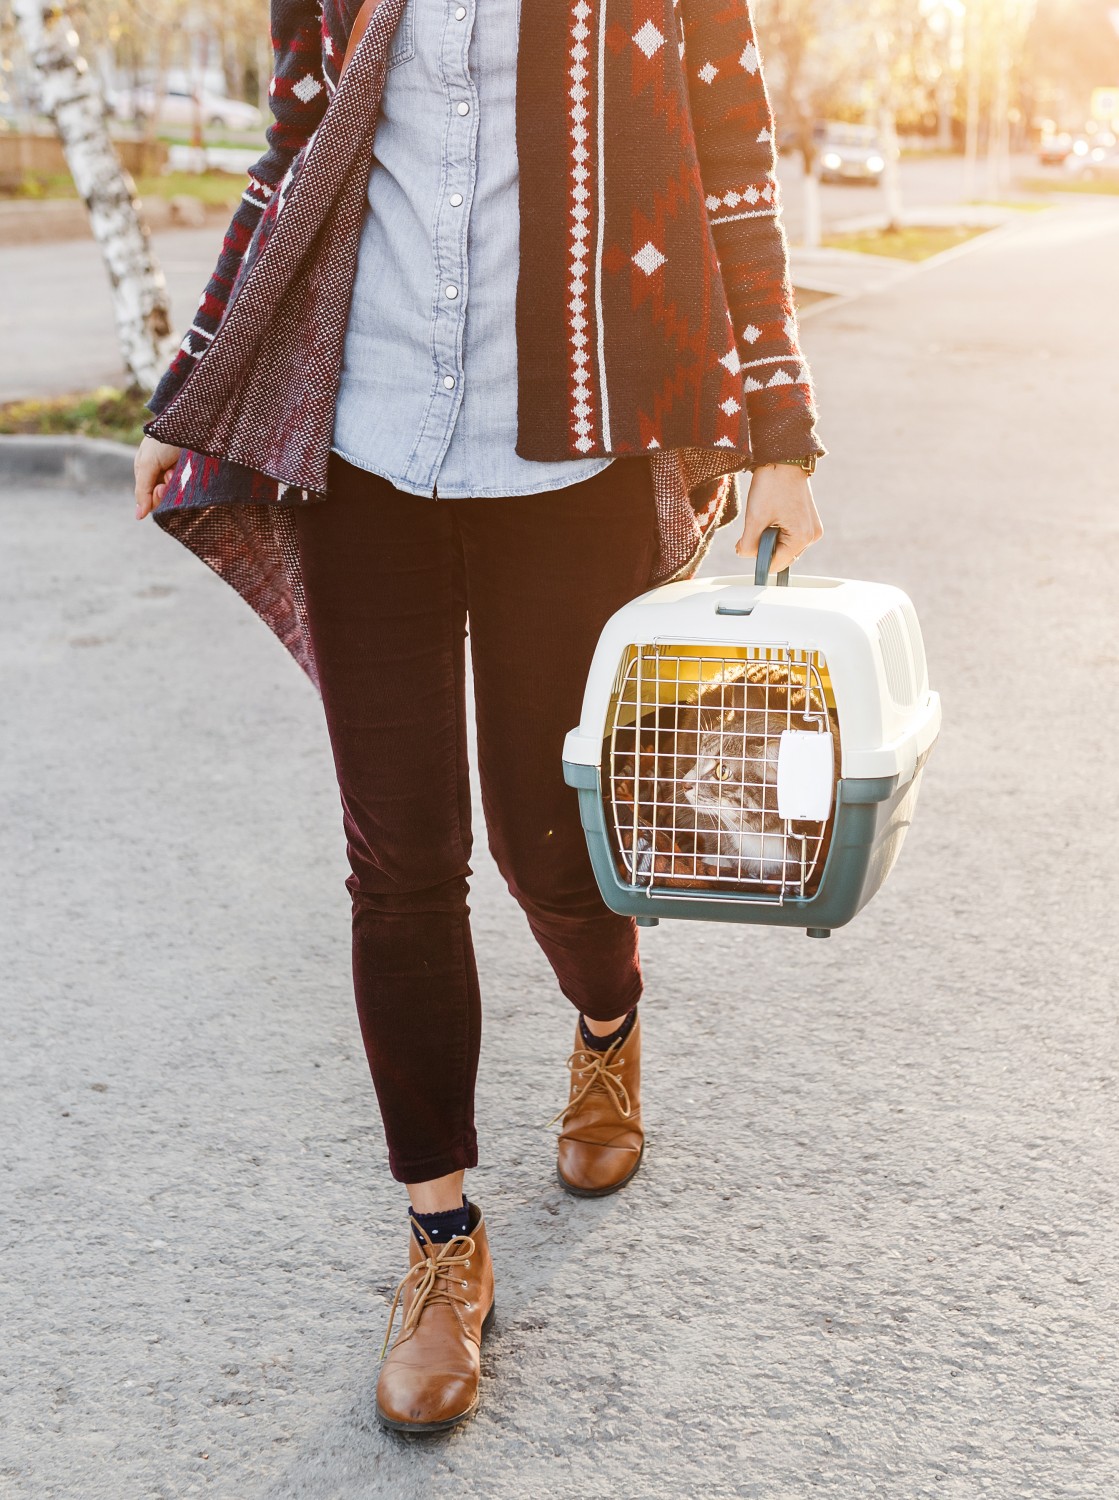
[
  {"x1": 679, "y1": 709, "x2": 778, "y2": 820},
  {"x1": 675, "y1": 681, "x2": 781, "y2": 821}
]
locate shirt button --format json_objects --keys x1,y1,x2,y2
[
  {"x1": 456, "y1": 101, "x2": 470, "y2": 116},
  {"x1": 449, "y1": 192, "x2": 464, "y2": 207},
  {"x1": 454, "y1": 4, "x2": 467, "y2": 16},
  {"x1": 445, "y1": 284, "x2": 459, "y2": 299},
  {"x1": 443, "y1": 375, "x2": 456, "y2": 389}
]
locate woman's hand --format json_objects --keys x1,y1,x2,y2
[
  {"x1": 735, "y1": 461, "x2": 823, "y2": 575},
  {"x1": 133, "y1": 435, "x2": 182, "y2": 520}
]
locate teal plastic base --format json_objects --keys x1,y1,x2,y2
[{"x1": 563, "y1": 760, "x2": 923, "y2": 934}]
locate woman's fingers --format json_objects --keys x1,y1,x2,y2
[
  {"x1": 741, "y1": 520, "x2": 805, "y2": 575},
  {"x1": 769, "y1": 526, "x2": 808, "y2": 575},
  {"x1": 134, "y1": 451, "x2": 157, "y2": 519},
  {"x1": 133, "y1": 438, "x2": 181, "y2": 519}
]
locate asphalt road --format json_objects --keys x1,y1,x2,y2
[
  {"x1": 2, "y1": 201, "x2": 1117, "y2": 1499},
  {"x1": 0, "y1": 153, "x2": 1041, "y2": 403}
]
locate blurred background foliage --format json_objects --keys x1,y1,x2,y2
[
  {"x1": 2, "y1": 0, "x2": 1117, "y2": 421},
  {"x1": 1, "y1": 0, "x2": 1117, "y2": 150}
]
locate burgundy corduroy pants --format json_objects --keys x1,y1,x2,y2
[{"x1": 293, "y1": 452, "x2": 657, "y2": 1183}]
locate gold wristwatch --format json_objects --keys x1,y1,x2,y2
[{"x1": 769, "y1": 453, "x2": 818, "y2": 475}]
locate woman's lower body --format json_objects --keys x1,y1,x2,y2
[
  {"x1": 294, "y1": 452, "x2": 657, "y2": 1429},
  {"x1": 293, "y1": 450, "x2": 657, "y2": 1181}
]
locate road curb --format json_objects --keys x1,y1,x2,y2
[{"x1": 0, "y1": 434, "x2": 134, "y2": 489}]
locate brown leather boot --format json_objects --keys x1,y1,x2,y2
[
  {"x1": 375, "y1": 1200, "x2": 495, "y2": 1434},
  {"x1": 551, "y1": 1013, "x2": 644, "y2": 1196}
]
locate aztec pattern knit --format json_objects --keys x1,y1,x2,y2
[{"x1": 144, "y1": 0, "x2": 823, "y2": 690}]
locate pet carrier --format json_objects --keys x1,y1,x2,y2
[{"x1": 562, "y1": 529, "x2": 940, "y2": 937}]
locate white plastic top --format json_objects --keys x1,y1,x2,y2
[{"x1": 563, "y1": 572, "x2": 941, "y2": 784}]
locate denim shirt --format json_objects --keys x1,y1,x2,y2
[{"x1": 331, "y1": 0, "x2": 613, "y2": 498}]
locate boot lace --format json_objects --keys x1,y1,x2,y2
[
  {"x1": 547, "y1": 1035, "x2": 632, "y2": 1128},
  {"x1": 380, "y1": 1231, "x2": 478, "y2": 1358}
]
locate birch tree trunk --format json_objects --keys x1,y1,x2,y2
[
  {"x1": 877, "y1": 101, "x2": 904, "y2": 230},
  {"x1": 12, "y1": 0, "x2": 174, "y2": 393},
  {"x1": 985, "y1": 1, "x2": 1011, "y2": 196},
  {"x1": 874, "y1": 23, "x2": 904, "y2": 231},
  {"x1": 963, "y1": 0, "x2": 982, "y2": 201},
  {"x1": 936, "y1": 68, "x2": 955, "y2": 152},
  {"x1": 801, "y1": 158, "x2": 822, "y2": 249}
]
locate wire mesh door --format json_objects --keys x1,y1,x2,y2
[{"x1": 604, "y1": 644, "x2": 840, "y2": 902}]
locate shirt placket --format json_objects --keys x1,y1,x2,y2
[{"x1": 407, "y1": 0, "x2": 480, "y2": 494}]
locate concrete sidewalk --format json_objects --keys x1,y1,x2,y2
[{"x1": 2, "y1": 201, "x2": 1117, "y2": 1499}]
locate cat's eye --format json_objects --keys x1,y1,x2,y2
[{"x1": 713, "y1": 762, "x2": 731, "y2": 781}]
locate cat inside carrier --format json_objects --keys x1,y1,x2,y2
[{"x1": 562, "y1": 529, "x2": 941, "y2": 936}]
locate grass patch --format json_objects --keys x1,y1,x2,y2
[
  {"x1": 134, "y1": 171, "x2": 240, "y2": 207},
  {"x1": 822, "y1": 222, "x2": 988, "y2": 260},
  {"x1": 158, "y1": 130, "x2": 265, "y2": 151},
  {"x1": 1018, "y1": 174, "x2": 1119, "y2": 196},
  {"x1": 968, "y1": 197, "x2": 1052, "y2": 212},
  {"x1": 0, "y1": 386, "x2": 149, "y2": 446},
  {"x1": 0, "y1": 171, "x2": 73, "y2": 199},
  {"x1": 1, "y1": 169, "x2": 240, "y2": 207}
]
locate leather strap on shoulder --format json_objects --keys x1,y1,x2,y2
[{"x1": 342, "y1": 0, "x2": 386, "y2": 79}]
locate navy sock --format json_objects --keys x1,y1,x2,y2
[
  {"x1": 409, "y1": 1197, "x2": 471, "y2": 1246},
  {"x1": 579, "y1": 1005, "x2": 637, "y2": 1053}
]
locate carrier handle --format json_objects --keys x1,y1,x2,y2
[{"x1": 754, "y1": 525, "x2": 791, "y2": 588}]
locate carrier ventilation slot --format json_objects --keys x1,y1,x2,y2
[
  {"x1": 899, "y1": 598, "x2": 928, "y2": 697},
  {"x1": 877, "y1": 607, "x2": 917, "y2": 707}
]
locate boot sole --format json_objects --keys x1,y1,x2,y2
[
  {"x1": 556, "y1": 1139, "x2": 645, "y2": 1198},
  {"x1": 375, "y1": 1301, "x2": 495, "y2": 1436}
]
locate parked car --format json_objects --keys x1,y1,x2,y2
[
  {"x1": 816, "y1": 123, "x2": 887, "y2": 184},
  {"x1": 1064, "y1": 137, "x2": 1119, "y2": 183},
  {"x1": 1037, "y1": 132, "x2": 1073, "y2": 166},
  {"x1": 108, "y1": 85, "x2": 262, "y2": 133}
]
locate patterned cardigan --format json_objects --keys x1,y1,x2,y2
[{"x1": 144, "y1": 0, "x2": 823, "y2": 688}]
